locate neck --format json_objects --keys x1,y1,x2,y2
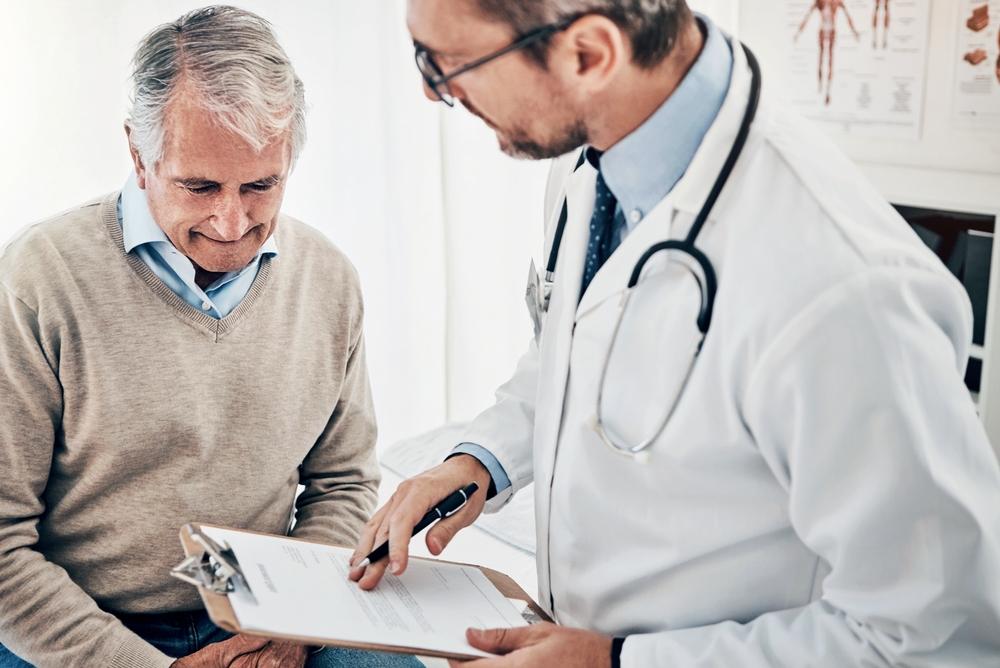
[
  {"x1": 587, "y1": 19, "x2": 704, "y2": 152},
  {"x1": 194, "y1": 267, "x2": 224, "y2": 290}
]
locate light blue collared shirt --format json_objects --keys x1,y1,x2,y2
[
  {"x1": 117, "y1": 172, "x2": 278, "y2": 319},
  {"x1": 453, "y1": 15, "x2": 734, "y2": 497}
]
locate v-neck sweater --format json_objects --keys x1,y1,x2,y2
[{"x1": 0, "y1": 194, "x2": 379, "y2": 668}]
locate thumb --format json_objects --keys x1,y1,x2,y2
[
  {"x1": 466, "y1": 626, "x2": 533, "y2": 654},
  {"x1": 426, "y1": 504, "x2": 479, "y2": 555}
]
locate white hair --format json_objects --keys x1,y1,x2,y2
[{"x1": 126, "y1": 5, "x2": 306, "y2": 167}]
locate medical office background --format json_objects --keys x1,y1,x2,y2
[{"x1": 3, "y1": 0, "x2": 1000, "y2": 458}]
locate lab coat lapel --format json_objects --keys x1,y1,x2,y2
[
  {"x1": 537, "y1": 164, "x2": 595, "y2": 452},
  {"x1": 670, "y1": 39, "x2": 755, "y2": 220},
  {"x1": 534, "y1": 162, "x2": 595, "y2": 595}
]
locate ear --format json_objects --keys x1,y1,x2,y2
[
  {"x1": 548, "y1": 15, "x2": 627, "y2": 95},
  {"x1": 124, "y1": 123, "x2": 148, "y2": 189}
]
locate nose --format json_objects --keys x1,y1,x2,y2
[{"x1": 208, "y1": 191, "x2": 252, "y2": 242}]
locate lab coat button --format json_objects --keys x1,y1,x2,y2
[{"x1": 629, "y1": 209, "x2": 642, "y2": 224}]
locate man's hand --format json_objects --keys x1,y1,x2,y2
[
  {"x1": 171, "y1": 634, "x2": 308, "y2": 668},
  {"x1": 229, "y1": 640, "x2": 308, "y2": 668},
  {"x1": 448, "y1": 623, "x2": 613, "y2": 668},
  {"x1": 349, "y1": 454, "x2": 492, "y2": 589},
  {"x1": 170, "y1": 634, "x2": 269, "y2": 667}
]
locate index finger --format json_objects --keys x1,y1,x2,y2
[
  {"x1": 386, "y1": 498, "x2": 431, "y2": 576},
  {"x1": 350, "y1": 502, "x2": 392, "y2": 567}
]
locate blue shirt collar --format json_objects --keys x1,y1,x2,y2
[
  {"x1": 596, "y1": 14, "x2": 733, "y2": 229},
  {"x1": 120, "y1": 171, "x2": 279, "y2": 259}
]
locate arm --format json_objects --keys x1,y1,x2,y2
[
  {"x1": 349, "y1": 154, "x2": 581, "y2": 586},
  {"x1": 454, "y1": 150, "x2": 583, "y2": 512},
  {"x1": 0, "y1": 285, "x2": 173, "y2": 668},
  {"x1": 461, "y1": 267, "x2": 1000, "y2": 667},
  {"x1": 621, "y1": 268, "x2": 1000, "y2": 666},
  {"x1": 452, "y1": 339, "x2": 540, "y2": 512},
  {"x1": 796, "y1": 2, "x2": 818, "y2": 36},
  {"x1": 290, "y1": 326, "x2": 380, "y2": 548},
  {"x1": 840, "y1": 1, "x2": 860, "y2": 37}
]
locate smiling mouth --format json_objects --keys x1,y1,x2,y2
[{"x1": 195, "y1": 229, "x2": 256, "y2": 244}]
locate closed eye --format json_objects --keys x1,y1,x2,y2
[
  {"x1": 242, "y1": 176, "x2": 282, "y2": 193},
  {"x1": 177, "y1": 179, "x2": 219, "y2": 195}
]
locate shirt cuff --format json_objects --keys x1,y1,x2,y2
[{"x1": 448, "y1": 443, "x2": 512, "y2": 499}]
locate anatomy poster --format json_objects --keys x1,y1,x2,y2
[
  {"x1": 777, "y1": 0, "x2": 931, "y2": 138},
  {"x1": 953, "y1": 0, "x2": 1000, "y2": 128}
]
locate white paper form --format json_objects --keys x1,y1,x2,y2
[{"x1": 201, "y1": 527, "x2": 527, "y2": 657}]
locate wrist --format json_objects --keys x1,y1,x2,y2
[{"x1": 446, "y1": 453, "x2": 496, "y2": 497}]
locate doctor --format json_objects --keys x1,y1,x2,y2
[{"x1": 351, "y1": 1, "x2": 1000, "y2": 665}]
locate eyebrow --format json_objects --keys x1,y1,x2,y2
[
  {"x1": 175, "y1": 175, "x2": 283, "y2": 188},
  {"x1": 413, "y1": 39, "x2": 464, "y2": 58}
]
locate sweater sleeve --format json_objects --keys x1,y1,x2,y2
[
  {"x1": 0, "y1": 285, "x2": 173, "y2": 668},
  {"x1": 290, "y1": 323, "x2": 380, "y2": 548}
]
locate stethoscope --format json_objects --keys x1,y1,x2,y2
[{"x1": 540, "y1": 43, "x2": 761, "y2": 458}]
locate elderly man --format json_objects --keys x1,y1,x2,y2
[{"x1": 0, "y1": 6, "x2": 419, "y2": 668}]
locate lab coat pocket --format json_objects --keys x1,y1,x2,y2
[{"x1": 576, "y1": 264, "x2": 705, "y2": 451}]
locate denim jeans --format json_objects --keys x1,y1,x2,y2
[{"x1": 0, "y1": 609, "x2": 423, "y2": 667}]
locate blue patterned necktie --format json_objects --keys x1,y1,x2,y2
[{"x1": 580, "y1": 170, "x2": 619, "y2": 299}]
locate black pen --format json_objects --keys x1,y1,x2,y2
[{"x1": 356, "y1": 482, "x2": 479, "y2": 569}]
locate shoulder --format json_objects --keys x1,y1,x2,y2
[
  {"x1": 272, "y1": 214, "x2": 365, "y2": 308},
  {"x1": 714, "y1": 102, "x2": 970, "y2": 361},
  {"x1": 0, "y1": 195, "x2": 112, "y2": 309},
  {"x1": 728, "y1": 99, "x2": 953, "y2": 284}
]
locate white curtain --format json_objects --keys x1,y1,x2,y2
[{"x1": 1, "y1": 0, "x2": 740, "y2": 448}]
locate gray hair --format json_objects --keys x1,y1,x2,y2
[
  {"x1": 126, "y1": 5, "x2": 306, "y2": 167},
  {"x1": 474, "y1": 0, "x2": 692, "y2": 69}
]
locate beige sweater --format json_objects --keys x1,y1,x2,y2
[{"x1": 0, "y1": 194, "x2": 380, "y2": 668}]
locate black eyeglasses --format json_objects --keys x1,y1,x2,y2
[{"x1": 414, "y1": 18, "x2": 576, "y2": 106}]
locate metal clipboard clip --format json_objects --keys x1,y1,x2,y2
[{"x1": 171, "y1": 524, "x2": 257, "y2": 605}]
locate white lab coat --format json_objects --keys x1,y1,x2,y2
[{"x1": 459, "y1": 44, "x2": 1000, "y2": 665}]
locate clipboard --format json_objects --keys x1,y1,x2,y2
[{"x1": 172, "y1": 523, "x2": 550, "y2": 660}]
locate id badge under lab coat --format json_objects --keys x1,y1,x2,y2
[{"x1": 525, "y1": 259, "x2": 544, "y2": 344}]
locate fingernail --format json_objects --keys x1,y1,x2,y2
[
  {"x1": 429, "y1": 537, "x2": 441, "y2": 552},
  {"x1": 390, "y1": 560, "x2": 401, "y2": 575}
]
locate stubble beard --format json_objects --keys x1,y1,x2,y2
[{"x1": 498, "y1": 119, "x2": 589, "y2": 160}]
